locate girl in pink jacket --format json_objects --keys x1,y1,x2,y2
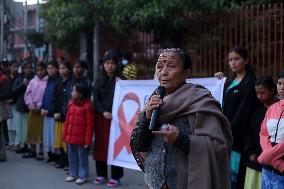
[
  {"x1": 258, "y1": 72, "x2": 284, "y2": 188},
  {"x1": 23, "y1": 63, "x2": 48, "y2": 159}
]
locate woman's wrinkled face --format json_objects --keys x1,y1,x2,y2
[
  {"x1": 277, "y1": 77, "x2": 284, "y2": 99},
  {"x1": 156, "y1": 52, "x2": 189, "y2": 94},
  {"x1": 103, "y1": 59, "x2": 117, "y2": 76},
  {"x1": 228, "y1": 52, "x2": 247, "y2": 73},
  {"x1": 255, "y1": 85, "x2": 274, "y2": 104}
]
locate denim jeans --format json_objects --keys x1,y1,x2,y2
[
  {"x1": 68, "y1": 144, "x2": 89, "y2": 179},
  {"x1": 262, "y1": 168, "x2": 284, "y2": 189}
]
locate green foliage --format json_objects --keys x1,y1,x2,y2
[
  {"x1": 39, "y1": 0, "x2": 95, "y2": 52},
  {"x1": 14, "y1": 30, "x2": 45, "y2": 48},
  {"x1": 25, "y1": 31, "x2": 45, "y2": 48},
  {"x1": 39, "y1": 0, "x2": 274, "y2": 51}
]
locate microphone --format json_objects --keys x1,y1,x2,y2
[{"x1": 149, "y1": 86, "x2": 166, "y2": 131}]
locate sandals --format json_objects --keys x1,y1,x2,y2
[
  {"x1": 93, "y1": 176, "x2": 107, "y2": 184},
  {"x1": 107, "y1": 179, "x2": 121, "y2": 187}
]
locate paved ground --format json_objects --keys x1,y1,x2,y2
[{"x1": 0, "y1": 151, "x2": 145, "y2": 189}]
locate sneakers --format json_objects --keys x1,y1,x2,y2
[
  {"x1": 93, "y1": 176, "x2": 107, "y2": 184},
  {"x1": 75, "y1": 177, "x2": 86, "y2": 185},
  {"x1": 65, "y1": 176, "x2": 77, "y2": 182},
  {"x1": 107, "y1": 179, "x2": 121, "y2": 187}
]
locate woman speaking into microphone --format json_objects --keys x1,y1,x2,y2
[{"x1": 130, "y1": 48, "x2": 232, "y2": 189}]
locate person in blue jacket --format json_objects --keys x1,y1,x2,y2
[{"x1": 41, "y1": 61, "x2": 60, "y2": 161}]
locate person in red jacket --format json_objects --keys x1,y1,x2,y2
[{"x1": 63, "y1": 83, "x2": 94, "y2": 185}]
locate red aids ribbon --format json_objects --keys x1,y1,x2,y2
[{"x1": 113, "y1": 92, "x2": 140, "y2": 159}]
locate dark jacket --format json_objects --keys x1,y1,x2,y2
[
  {"x1": 12, "y1": 73, "x2": 33, "y2": 112},
  {"x1": 244, "y1": 102, "x2": 266, "y2": 171},
  {"x1": 54, "y1": 76, "x2": 72, "y2": 121},
  {"x1": 41, "y1": 75, "x2": 60, "y2": 117},
  {"x1": 0, "y1": 73, "x2": 11, "y2": 101},
  {"x1": 63, "y1": 99, "x2": 94, "y2": 145},
  {"x1": 8, "y1": 74, "x2": 19, "y2": 104},
  {"x1": 223, "y1": 74, "x2": 257, "y2": 152},
  {"x1": 244, "y1": 98, "x2": 279, "y2": 171},
  {"x1": 93, "y1": 77, "x2": 116, "y2": 114}
]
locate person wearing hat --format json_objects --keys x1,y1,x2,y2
[
  {"x1": 121, "y1": 51, "x2": 137, "y2": 80},
  {"x1": 93, "y1": 49, "x2": 123, "y2": 187}
]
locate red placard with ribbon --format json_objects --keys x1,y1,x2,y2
[{"x1": 113, "y1": 92, "x2": 140, "y2": 159}]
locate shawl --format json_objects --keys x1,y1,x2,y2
[{"x1": 133, "y1": 83, "x2": 232, "y2": 189}]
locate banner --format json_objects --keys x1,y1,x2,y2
[{"x1": 107, "y1": 78, "x2": 226, "y2": 170}]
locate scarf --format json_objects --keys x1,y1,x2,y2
[{"x1": 159, "y1": 83, "x2": 232, "y2": 189}]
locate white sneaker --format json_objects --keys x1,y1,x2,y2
[
  {"x1": 75, "y1": 177, "x2": 86, "y2": 184},
  {"x1": 65, "y1": 176, "x2": 77, "y2": 182}
]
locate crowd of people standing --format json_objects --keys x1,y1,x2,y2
[
  {"x1": 215, "y1": 46, "x2": 284, "y2": 189},
  {"x1": 0, "y1": 49, "x2": 137, "y2": 187},
  {"x1": 131, "y1": 47, "x2": 284, "y2": 189},
  {"x1": 1, "y1": 46, "x2": 284, "y2": 189}
]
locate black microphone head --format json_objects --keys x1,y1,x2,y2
[{"x1": 156, "y1": 86, "x2": 166, "y2": 99}]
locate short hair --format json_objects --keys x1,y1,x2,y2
[
  {"x1": 47, "y1": 60, "x2": 58, "y2": 68},
  {"x1": 74, "y1": 83, "x2": 89, "y2": 100},
  {"x1": 255, "y1": 75, "x2": 277, "y2": 96},
  {"x1": 160, "y1": 48, "x2": 192, "y2": 70}
]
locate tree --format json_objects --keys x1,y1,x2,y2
[
  {"x1": 39, "y1": 0, "x2": 96, "y2": 53},
  {"x1": 40, "y1": 0, "x2": 273, "y2": 53}
]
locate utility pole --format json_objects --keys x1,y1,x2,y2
[
  {"x1": 24, "y1": 0, "x2": 27, "y2": 57},
  {"x1": 0, "y1": 0, "x2": 4, "y2": 60},
  {"x1": 93, "y1": 23, "x2": 100, "y2": 84}
]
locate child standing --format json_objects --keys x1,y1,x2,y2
[
  {"x1": 23, "y1": 62, "x2": 48, "y2": 158},
  {"x1": 41, "y1": 61, "x2": 59, "y2": 161},
  {"x1": 54, "y1": 61, "x2": 73, "y2": 168},
  {"x1": 63, "y1": 83, "x2": 94, "y2": 184},
  {"x1": 13, "y1": 61, "x2": 33, "y2": 153},
  {"x1": 93, "y1": 49, "x2": 123, "y2": 187},
  {"x1": 7, "y1": 60, "x2": 19, "y2": 150},
  {"x1": 243, "y1": 76, "x2": 278, "y2": 189}
]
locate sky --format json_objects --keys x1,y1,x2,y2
[{"x1": 14, "y1": 0, "x2": 42, "y2": 5}]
